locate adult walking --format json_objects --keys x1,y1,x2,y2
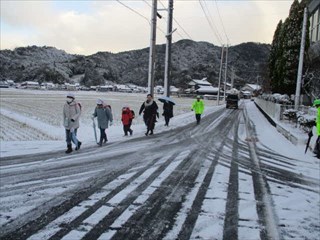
[
  {"x1": 63, "y1": 93, "x2": 82, "y2": 154},
  {"x1": 139, "y1": 94, "x2": 158, "y2": 136},
  {"x1": 314, "y1": 99, "x2": 320, "y2": 159},
  {"x1": 163, "y1": 101, "x2": 173, "y2": 126},
  {"x1": 191, "y1": 95, "x2": 205, "y2": 125},
  {"x1": 92, "y1": 99, "x2": 113, "y2": 146}
]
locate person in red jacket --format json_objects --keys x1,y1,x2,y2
[{"x1": 121, "y1": 106, "x2": 134, "y2": 136}]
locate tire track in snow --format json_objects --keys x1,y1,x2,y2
[
  {"x1": 222, "y1": 116, "x2": 240, "y2": 240},
  {"x1": 82, "y1": 150, "x2": 194, "y2": 240},
  {"x1": 36, "y1": 154, "x2": 175, "y2": 240},
  {"x1": 242, "y1": 106, "x2": 281, "y2": 240},
  {"x1": 177, "y1": 111, "x2": 239, "y2": 240}
]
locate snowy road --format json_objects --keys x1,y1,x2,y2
[{"x1": 0, "y1": 101, "x2": 319, "y2": 240}]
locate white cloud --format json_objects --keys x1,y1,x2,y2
[{"x1": 0, "y1": 0, "x2": 293, "y2": 55}]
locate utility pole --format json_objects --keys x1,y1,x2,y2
[
  {"x1": 223, "y1": 44, "x2": 228, "y2": 100},
  {"x1": 164, "y1": 0, "x2": 174, "y2": 97},
  {"x1": 217, "y1": 45, "x2": 224, "y2": 105},
  {"x1": 231, "y1": 66, "x2": 235, "y2": 89},
  {"x1": 147, "y1": 0, "x2": 158, "y2": 96},
  {"x1": 294, "y1": 7, "x2": 307, "y2": 110}
]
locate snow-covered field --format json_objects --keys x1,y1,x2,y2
[
  {"x1": 0, "y1": 91, "x2": 319, "y2": 239},
  {"x1": 0, "y1": 88, "x2": 220, "y2": 157}
]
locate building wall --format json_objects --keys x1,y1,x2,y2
[
  {"x1": 309, "y1": 0, "x2": 320, "y2": 43},
  {"x1": 308, "y1": 0, "x2": 320, "y2": 101}
]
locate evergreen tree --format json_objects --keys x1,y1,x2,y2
[
  {"x1": 269, "y1": 20, "x2": 284, "y2": 92},
  {"x1": 269, "y1": 0, "x2": 309, "y2": 94}
]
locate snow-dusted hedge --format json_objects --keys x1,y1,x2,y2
[
  {"x1": 283, "y1": 108, "x2": 316, "y2": 132},
  {"x1": 260, "y1": 93, "x2": 293, "y2": 105}
]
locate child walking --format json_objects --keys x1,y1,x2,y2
[{"x1": 121, "y1": 106, "x2": 134, "y2": 136}]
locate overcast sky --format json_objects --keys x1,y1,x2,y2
[{"x1": 0, "y1": 0, "x2": 293, "y2": 55}]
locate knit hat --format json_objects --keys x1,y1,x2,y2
[
  {"x1": 66, "y1": 92, "x2": 75, "y2": 99},
  {"x1": 96, "y1": 99, "x2": 103, "y2": 105},
  {"x1": 196, "y1": 95, "x2": 201, "y2": 99}
]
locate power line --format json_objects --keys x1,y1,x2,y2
[
  {"x1": 159, "y1": 0, "x2": 193, "y2": 40},
  {"x1": 198, "y1": 0, "x2": 223, "y2": 45},
  {"x1": 116, "y1": 0, "x2": 150, "y2": 23},
  {"x1": 116, "y1": 0, "x2": 166, "y2": 35},
  {"x1": 214, "y1": 0, "x2": 230, "y2": 44}
]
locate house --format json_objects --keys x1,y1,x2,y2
[
  {"x1": 186, "y1": 78, "x2": 217, "y2": 94},
  {"x1": 98, "y1": 85, "x2": 114, "y2": 92},
  {"x1": 241, "y1": 84, "x2": 261, "y2": 96},
  {"x1": 65, "y1": 83, "x2": 77, "y2": 91},
  {"x1": 170, "y1": 86, "x2": 180, "y2": 95},
  {"x1": 6, "y1": 80, "x2": 16, "y2": 87},
  {"x1": 41, "y1": 82, "x2": 56, "y2": 90},
  {"x1": 155, "y1": 85, "x2": 164, "y2": 94},
  {"x1": 115, "y1": 84, "x2": 132, "y2": 93},
  {"x1": 0, "y1": 81, "x2": 9, "y2": 88},
  {"x1": 20, "y1": 81, "x2": 40, "y2": 89},
  {"x1": 195, "y1": 85, "x2": 220, "y2": 95}
]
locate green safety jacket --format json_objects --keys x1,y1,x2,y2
[
  {"x1": 192, "y1": 100, "x2": 205, "y2": 114},
  {"x1": 317, "y1": 107, "x2": 320, "y2": 136}
]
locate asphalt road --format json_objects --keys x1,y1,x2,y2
[{"x1": 0, "y1": 103, "x2": 319, "y2": 240}]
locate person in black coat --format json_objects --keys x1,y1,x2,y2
[
  {"x1": 163, "y1": 101, "x2": 173, "y2": 126},
  {"x1": 139, "y1": 94, "x2": 159, "y2": 136}
]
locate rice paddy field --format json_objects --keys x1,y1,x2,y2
[{"x1": 0, "y1": 88, "x2": 218, "y2": 142}]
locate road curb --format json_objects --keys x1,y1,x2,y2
[{"x1": 254, "y1": 102, "x2": 305, "y2": 146}]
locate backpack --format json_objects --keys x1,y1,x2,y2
[{"x1": 131, "y1": 110, "x2": 135, "y2": 119}]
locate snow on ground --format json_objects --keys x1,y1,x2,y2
[
  {"x1": 1, "y1": 94, "x2": 319, "y2": 239},
  {"x1": 0, "y1": 88, "x2": 222, "y2": 157},
  {"x1": 244, "y1": 101, "x2": 320, "y2": 239}
]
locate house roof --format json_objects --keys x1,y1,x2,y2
[
  {"x1": 244, "y1": 84, "x2": 261, "y2": 90},
  {"x1": 195, "y1": 85, "x2": 219, "y2": 93},
  {"x1": 189, "y1": 78, "x2": 211, "y2": 86}
]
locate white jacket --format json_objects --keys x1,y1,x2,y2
[{"x1": 63, "y1": 100, "x2": 81, "y2": 130}]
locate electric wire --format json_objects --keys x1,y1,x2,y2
[
  {"x1": 159, "y1": 0, "x2": 193, "y2": 40},
  {"x1": 199, "y1": 0, "x2": 223, "y2": 45},
  {"x1": 116, "y1": 0, "x2": 166, "y2": 35},
  {"x1": 214, "y1": 0, "x2": 230, "y2": 44}
]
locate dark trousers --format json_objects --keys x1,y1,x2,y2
[
  {"x1": 99, "y1": 127, "x2": 107, "y2": 143},
  {"x1": 123, "y1": 123, "x2": 132, "y2": 135},
  {"x1": 144, "y1": 115, "x2": 155, "y2": 131},
  {"x1": 164, "y1": 115, "x2": 170, "y2": 126},
  {"x1": 195, "y1": 114, "x2": 201, "y2": 124}
]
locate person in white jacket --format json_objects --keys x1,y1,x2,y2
[{"x1": 63, "y1": 93, "x2": 82, "y2": 153}]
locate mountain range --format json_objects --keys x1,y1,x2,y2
[{"x1": 0, "y1": 40, "x2": 271, "y2": 89}]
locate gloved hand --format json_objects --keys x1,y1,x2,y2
[
  {"x1": 71, "y1": 119, "x2": 75, "y2": 122},
  {"x1": 191, "y1": 109, "x2": 193, "y2": 111}
]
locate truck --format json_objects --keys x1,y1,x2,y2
[{"x1": 226, "y1": 94, "x2": 239, "y2": 109}]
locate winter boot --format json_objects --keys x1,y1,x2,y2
[
  {"x1": 65, "y1": 144, "x2": 72, "y2": 154},
  {"x1": 130, "y1": 129, "x2": 133, "y2": 136},
  {"x1": 75, "y1": 141, "x2": 82, "y2": 150},
  {"x1": 145, "y1": 130, "x2": 149, "y2": 136},
  {"x1": 149, "y1": 130, "x2": 154, "y2": 135}
]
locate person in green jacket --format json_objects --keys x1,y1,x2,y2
[
  {"x1": 191, "y1": 96, "x2": 205, "y2": 125},
  {"x1": 314, "y1": 99, "x2": 320, "y2": 159}
]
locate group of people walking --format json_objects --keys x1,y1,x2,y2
[{"x1": 63, "y1": 93, "x2": 205, "y2": 154}]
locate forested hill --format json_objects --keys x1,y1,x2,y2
[{"x1": 0, "y1": 40, "x2": 270, "y2": 89}]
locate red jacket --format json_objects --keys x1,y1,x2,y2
[{"x1": 121, "y1": 108, "x2": 133, "y2": 125}]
